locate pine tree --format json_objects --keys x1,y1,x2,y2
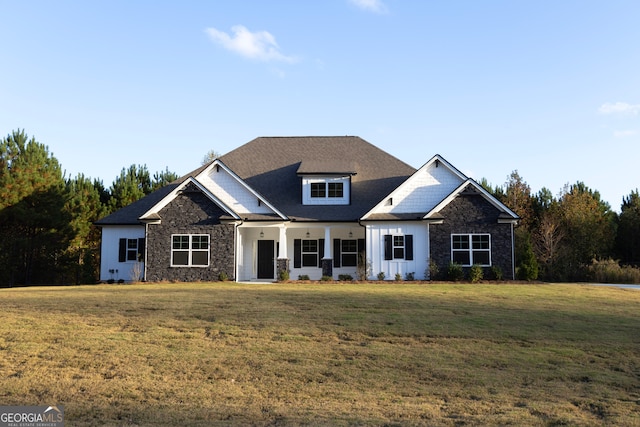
[{"x1": 0, "y1": 130, "x2": 69, "y2": 285}]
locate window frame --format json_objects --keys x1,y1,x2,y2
[
  {"x1": 451, "y1": 233, "x2": 491, "y2": 267},
  {"x1": 341, "y1": 239, "x2": 358, "y2": 267},
  {"x1": 301, "y1": 239, "x2": 318, "y2": 267},
  {"x1": 302, "y1": 176, "x2": 350, "y2": 205},
  {"x1": 393, "y1": 235, "x2": 405, "y2": 259},
  {"x1": 126, "y1": 238, "x2": 139, "y2": 261},
  {"x1": 171, "y1": 234, "x2": 210, "y2": 267}
]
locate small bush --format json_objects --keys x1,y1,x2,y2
[
  {"x1": 338, "y1": 274, "x2": 353, "y2": 281},
  {"x1": 320, "y1": 275, "x2": 333, "y2": 281},
  {"x1": 491, "y1": 265, "x2": 504, "y2": 281},
  {"x1": 278, "y1": 269, "x2": 290, "y2": 282},
  {"x1": 469, "y1": 264, "x2": 483, "y2": 283},
  {"x1": 218, "y1": 271, "x2": 228, "y2": 281},
  {"x1": 447, "y1": 262, "x2": 464, "y2": 281},
  {"x1": 377, "y1": 272, "x2": 386, "y2": 281},
  {"x1": 298, "y1": 274, "x2": 310, "y2": 281},
  {"x1": 394, "y1": 273, "x2": 402, "y2": 281},
  {"x1": 405, "y1": 272, "x2": 415, "y2": 281},
  {"x1": 356, "y1": 252, "x2": 372, "y2": 280},
  {"x1": 427, "y1": 260, "x2": 439, "y2": 280}
]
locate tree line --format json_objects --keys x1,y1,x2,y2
[
  {"x1": 0, "y1": 130, "x2": 178, "y2": 286},
  {"x1": 481, "y1": 172, "x2": 640, "y2": 282},
  {"x1": 1, "y1": 129, "x2": 639, "y2": 286}
]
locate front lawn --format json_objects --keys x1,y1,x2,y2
[{"x1": 0, "y1": 282, "x2": 638, "y2": 426}]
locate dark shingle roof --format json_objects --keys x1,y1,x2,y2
[
  {"x1": 96, "y1": 136, "x2": 416, "y2": 225},
  {"x1": 218, "y1": 136, "x2": 416, "y2": 221}
]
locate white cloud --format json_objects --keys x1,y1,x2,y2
[
  {"x1": 613, "y1": 129, "x2": 638, "y2": 138},
  {"x1": 349, "y1": 0, "x2": 388, "y2": 14},
  {"x1": 205, "y1": 25, "x2": 297, "y2": 63},
  {"x1": 598, "y1": 102, "x2": 640, "y2": 116}
]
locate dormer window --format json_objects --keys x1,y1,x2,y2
[
  {"x1": 311, "y1": 182, "x2": 344, "y2": 199},
  {"x1": 303, "y1": 176, "x2": 350, "y2": 205}
]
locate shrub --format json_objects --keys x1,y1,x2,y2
[
  {"x1": 405, "y1": 272, "x2": 415, "y2": 281},
  {"x1": 377, "y1": 272, "x2": 386, "y2": 281},
  {"x1": 298, "y1": 274, "x2": 310, "y2": 281},
  {"x1": 394, "y1": 273, "x2": 402, "y2": 281},
  {"x1": 588, "y1": 258, "x2": 640, "y2": 284},
  {"x1": 517, "y1": 235, "x2": 539, "y2": 281},
  {"x1": 427, "y1": 259, "x2": 439, "y2": 280},
  {"x1": 447, "y1": 262, "x2": 464, "y2": 281},
  {"x1": 491, "y1": 265, "x2": 504, "y2": 281},
  {"x1": 338, "y1": 274, "x2": 353, "y2": 281},
  {"x1": 469, "y1": 264, "x2": 483, "y2": 283},
  {"x1": 218, "y1": 271, "x2": 228, "y2": 281},
  {"x1": 278, "y1": 269, "x2": 290, "y2": 282},
  {"x1": 320, "y1": 275, "x2": 333, "y2": 281},
  {"x1": 356, "y1": 252, "x2": 372, "y2": 280}
]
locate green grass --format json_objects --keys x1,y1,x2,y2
[{"x1": 0, "y1": 282, "x2": 638, "y2": 426}]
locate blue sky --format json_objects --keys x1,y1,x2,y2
[{"x1": 2, "y1": 0, "x2": 639, "y2": 211}]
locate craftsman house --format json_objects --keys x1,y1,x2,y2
[{"x1": 96, "y1": 136, "x2": 518, "y2": 282}]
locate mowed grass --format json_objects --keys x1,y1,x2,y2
[{"x1": 0, "y1": 282, "x2": 638, "y2": 426}]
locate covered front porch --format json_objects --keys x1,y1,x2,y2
[{"x1": 235, "y1": 222, "x2": 364, "y2": 282}]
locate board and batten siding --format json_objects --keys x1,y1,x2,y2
[
  {"x1": 366, "y1": 222, "x2": 429, "y2": 280},
  {"x1": 100, "y1": 225, "x2": 145, "y2": 282}
]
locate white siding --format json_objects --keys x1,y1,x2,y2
[
  {"x1": 376, "y1": 162, "x2": 462, "y2": 214},
  {"x1": 100, "y1": 225, "x2": 145, "y2": 282},
  {"x1": 197, "y1": 167, "x2": 274, "y2": 215},
  {"x1": 366, "y1": 222, "x2": 429, "y2": 280}
]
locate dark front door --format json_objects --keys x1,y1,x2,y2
[{"x1": 257, "y1": 240, "x2": 275, "y2": 279}]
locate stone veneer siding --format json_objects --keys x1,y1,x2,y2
[
  {"x1": 429, "y1": 194, "x2": 514, "y2": 280},
  {"x1": 145, "y1": 188, "x2": 235, "y2": 282}
]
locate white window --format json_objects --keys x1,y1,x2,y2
[
  {"x1": 126, "y1": 239, "x2": 139, "y2": 261},
  {"x1": 393, "y1": 235, "x2": 405, "y2": 259},
  {"x1": 172, "y1": 234, "x2": 210, "y2": 267},
  {"x1": 452, "y1": 234, "x2": 491, "y2": 266},
  {"x1": 302, "y1": 176, "x2": 349, "y2": 205}
]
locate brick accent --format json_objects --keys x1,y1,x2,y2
[
  {"x1": 145, "y1": 186, "x2": 235, "y2": 282},
  {"x1": 276, "y1": 258, "x2": 290, "y2": 281},
  {"x1": 430, "y1": 193, "x2": 514, "y2": 280},
  {"x1": 321, "y1": 258, "x2": 333, "y2": 278}
]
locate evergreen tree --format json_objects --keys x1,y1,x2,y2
[
  {"x1": 0, "y1": 130, "x2": 70, "y2": 286},
  {"x1": 556, "y1": 182, "x2": 617, "y2": 280},
  {"x1": 63, "y1": 174, "x2": 107, "y2": 284},
  {"x1": 616, "y1": 189, "x2": 640, "y2": 266},
  {"x1": 107, "y1": 164, "x2": 152, "y2": 211},
  {"x1": 152, "y1": 167, "x2": 179, "y2": 191}
]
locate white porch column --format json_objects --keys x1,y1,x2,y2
[
  {"x1": 278, "y1": 225, "x2": 287, "y2": 258},
  {"x1": 323, "y1": 226, "x2": 332, "y2": 259}
]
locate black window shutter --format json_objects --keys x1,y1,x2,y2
[
  {"x1": 294, "y1": 239, "x2": 301, "y2": 268},
  {"x1": 405, "y1": 235, "x2": 414, "y2": 260},
  {"x1": 333, "y1": 239, "x2": 341, "y2": 268},
  {"x1": 357, "y1": 238, "x2": 365, "y2": 254},
  {"x1": 138, "y1": 238, "x2": 145, "y2": 262},
  {"x1": 318, "y1": 239, "x2": 325, "y2": 267},
  {"x1": 384, "y1": 235, "x2": 392, "y2": 260},
  {"x1": 119, "y1": 238, "x2": 126, "y2": 262}
]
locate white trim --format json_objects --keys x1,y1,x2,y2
[
  {"x1": 451, "y1": 233, "x2": 491, "y2": 267},
  {"x1": 361, "y1": 154, "x2": 466, "y2": 220},
  {"x1": 139, "y1": 176, "x2": 241, "y2": 221},
  {"x1": 170, "y1": 234, "x2": 211, "y2": 267},
  {"x1": 197, "y1": 160, "x2": 288, "y2": 219},
  {"x1": 424, "y1": 179, "x2": 519, "y2": 221}
]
